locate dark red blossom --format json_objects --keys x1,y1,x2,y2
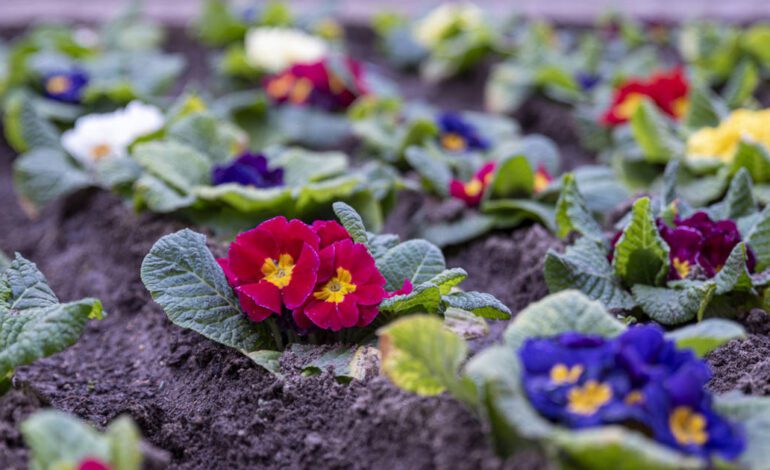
[
  {"x1": 602, "y1": 68, "x2": 688, "y2": 126},
  {"x1": 218, "y1": 216, "x2": 320, "y2": 322},
  {"x1": 263, "y1": 58, "x2": 367, "y2": 112},
  {"x1": 311, "y1": 220, "x2": 352, "y2": 248},
  {"x1": 449, "y1": 162, "x2": 496, "y2": 207},
  {"x1": 293, "y1": 239, "x2": 386, "y2": 331}
]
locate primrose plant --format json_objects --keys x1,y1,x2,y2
[
  {"x1": 351, "y1": 97, "x2": 628, "y2": 247},
  {"x1": 379, "y1": 291, "x2": 770, "y2": 469},
  {"x1": 372, "y1": 2, "x2": 498, "y2": 82},
  {"x1": 141, "y1": 202, "x2": 510, "y2": 380},
  {"x1": 22, "y1": 410, "x2": 145, "y2": 470},
  {"x1": 0, "y1": 254, "x2": 103, "y2": 394},
  {"x1": 1, "y1": 3, "x2": 184, "y2": 152},
  {"x1": 546, "y1": 164, "x2": 770, "y2": 325}
]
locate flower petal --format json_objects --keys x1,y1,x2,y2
[
  {"x1": 236, "y1": 282, "x2": 281, "y2": 321},
  {"x1": 283, "y1": 243, "x2": 320, "y2": 309}
]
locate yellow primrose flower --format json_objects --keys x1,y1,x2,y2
[{"x1": 686, "y1": 109, "x2": 770, "y2": 163}]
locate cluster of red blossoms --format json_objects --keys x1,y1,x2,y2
[
  {"x1": 218, "y1": 217, "x2": 409, "y2": 331},
  {"x1": 263, "y1": 58, "x2": 367, "y2": 112},
  {"x1": 601, "y1": 68, "x2": 689, "y2": 126}
]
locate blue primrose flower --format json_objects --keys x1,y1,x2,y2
[
  {"x1": 42, "y1": 68, "x2": 89, "y2": 103},
  {"x1": 436, "y1": 112, "x2": 490, "y2": 152},
  {"x1": 211, "y1": 153, "x2": 284, "y2": 188},
  {"x1": 519, "y1": 325, "x2": 745, "y2": 460},
  {"x1": 575, "y1": 71, "x2": 601, "y2": 91}
]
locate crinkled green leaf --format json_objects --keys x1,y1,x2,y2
[
  {"x1": 13, "y1": 147, "x2": 92, "y2": 209},
  {"x1": 376, "y1": 240, "x2": 446, "y2": 291},
  {"x1": 378, "y1": 283, "x2": 442, "y2": 316},
  {"x1": 444, "y1": 307, "x2": 488, "y2": 340},
  {"x1": 134, "y1": 173, "x2": 197, "y2": 213},
  {"x1": 554, "y1": 173, "x2": 605, "y2": 243},
  {"x1": 443, "y1": 291, "x2": 511, "y2": 320},
  {"x1": 3, "y1": 90, "x2": 60, "y2": 153},
  {"x1": 481, "y1": 199, "x2": 556, "y2": 231},
  {"x1": 712, "y1": 243, "x2": 753, "y2": 294},
  {"x1": 273, "y1": 147, "x2": 348, "y2": 185},
  {"x1": 105, "y1": 416, "x2": 143, "y2": 470},
  {"x1": 732, "y1": 140, "x2": 770, "y2": 184},
  {"x1": 166, "y1": 112, "x2": 243, "y2": 163},
  {"x1": 612, "y1": 197, "x2": 670, "y2": 287},
  {"x1": 630, "y1": 98, "x2": 681, "y2": 164},
  {"x1": 746, "y1": 206, "x2": 770, "y2": 272},
  {"x1": 140, "y1": 229, "x2": 270, "y2": 351},
  {"x1": 332, "y1": 202, "x2": 369, "y2": 244},
  {"x1": 723, "y1": 59, "x2": 758, "y2": 108},
  {"x1": 720, "y1": 168, "x2": 757, "y2": 220},
  {"x1": 0, "y1": 255, "x2": 103, "y2": 380},
  {"x1": 631, "y1": 283, "x2": 715, "y2": 325},
  {"x1": 488, "y1": 155, "x2": 534, "y2": 198},
  {"x1": 503, "y1": 290, "x2": 625, "y2": 351},
  {"x1": 665, "y1": 319, "x2": 746, "y2": 357},
  {"x1": 133, "y1": 140, "x2": 211, "y2": 192},
  {"x1": 684, "y1": 84, "x2": 724, "y2": 130},
  {"x1": 404, "y1": 146, "x2": 452, "y2": 197},
  {"x1": 194, "y1": 0, "x2": 247, "y2": 45},
  {"x1": 427, "y1": 268, "x2": 467, "y2": 294},
  {"x1": 295, "y1": 344, "x2": 380, "y2": 382},
  {"x1": 379, "y1": 315, "x2": 476, "y2": 404},
  {"x1": 545, "y1": 238, "x2": 636, "y2": 310}
]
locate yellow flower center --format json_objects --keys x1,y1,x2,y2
[
  {"x1": 441, "y1": 132, "x2": 467, "y2": 152},
  {"x1": 261, "y1": 253, "x2": 295, "y2": 289},
  {"x1": 46, "y1": 75, "x2": 71, "y2": 94},
  {"x1": 673, "y1": 97, "x2": 689, "y2": 118},
  {"x1": 567, "y1": 380, "x2": 613, "y2": 415},
  {"x1": 266, "y1": 74, "x2": 295, "y2": 99},
  {"x1": 625, "y1": 390, "x2": 644, "y2": 405},
  {"x1": 289, "y1": 77, "x2": 313, "y2": 104},
  {"x1": 533, "y1": 170, "x2": 551, "y2": 193},
  {"x1": 672, "y1": 257, "x2": 691, "y2": 279},
  {"x1": 314, "y1": 267, "x2": 357, "y2": 303},
  {"x1": 669, "y1": 406, "x2": 709, "y2": 446},
  {"x1": 615, "y1": 92, "x2": 645, "y2": 120},
  {"x1": 90, "y1": 143, "x2": 112, "y2": 161},
  {"x1": 550, "y1": 363, "x2": 583, "y2": 384},
  {"x1": 463, "y1": 178, "x2": 483, "y2": 197}
]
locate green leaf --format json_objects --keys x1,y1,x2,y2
[
  {"x1": 166, "y1": 112, "x2": 243, "y2": 163},
  {"x1": 732, "y1": 140, "x2": 770, "y2": 184},
  {"x1": 720, "y1": 168, "x2": 757, "y2": 220},
  {"x1": 194, "y1": 0, "x2": 247, "y2": 46},
  {"x1": 631, "y1": 284, "x2": 715, "y2": 325},
  {"x1": 554, "y1": 173, "x2": 605, "y2": 243},
  {"x1": 332, "y1": 202, "x2": 369, "y2": 244},
  {"x1": 545, "y1": 238, "x2": 637, "y2": 310},
  {"x1": 133, "y1": 140, "x2": 211, "y2": 192},
  {"x1": 293, "y1": 344, "x2": 380, "y2": 382},
  {"x1": 684, "y1": 85, "x2": 724, "y2": 130},
  {"x1": 665, "y1": 319, "x2": 746, "y2": 357},
  {"x1": 0, "y1": 255, "x2": 103, "y2": 380},
  {"x1": 378, "y1": 283, "x2": 442, "y2": 316},
  {"x1": 722, "y1": 59, "x2": 759, "y2": 108},
  {"x1": 404, "y1": 146, "x2": 452, "y2": 197},
  {"x1": 2, "y1": 90, "x2": 60, "y2": 153},
  {"x1": 245, "y1": 350, "x2": 283, "y2": 377},
  {"x1": 398, "y1": 118, "x2": 439, "y2": 156},
  {"x1": 140, "y1": 229, "x2": 271, "y2": 351},
  {"x1": 713, "y1": 394, "x2": 770, "y2": 470},
  {"x1": 273, "y1": 147, "x2": 348, "y2": 185},
  {"x1": 712, "y1": 243, "x2": 753, "y2": 294},
  {"x1": 428, "y1": 268, "x2": 467, "y2": 294},
  {"x1": 376, "y1": 240, "x2": 446, "y2": 291},
  {"x1": 133, "y1": 173, "x2": 196, "y2": 213},
  {"x1": 444, "y1": 307, "x2": 489, "y2": 340},
  {"x1": 746, "y1": 207, "x2": 770, "y2": 271},
  {"x1": 488, "y1": 155, "x2": 534, "y2": 198},
  {"x1": 612, "y1": 197, "x2": 670, "y2": 287},
  {"x1": 420, "y1": 213, "x2": 497, "y2": 248},
  {"x1": 22, "y1": 411, "x2": 110, "y2": 470},
  {"x1": 630, "y1": 98, "x2": 680, "y2": 164},
  {"x1": 743, "y1": 24, "x2": 770, "y2": 65},
  {"x1": 13, "y1": 147, "x2": 92, "y2": 209},
  {"x1": 481, "y1": 199, "x2": 556, "y2": 232},
  {"x1": 105, "y1": 416, "x2": 143, "y2": 470},
  {"x1": 503, "y1": 290, "x2": 626, "y2": 351},
  {"x1": 378, "y1": 315, "x2": 476, "y2": 405},
  {"x1": 443, "y1": 291, "x2": 511, "y2": 320}
]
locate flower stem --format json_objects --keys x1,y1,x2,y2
[{"x1": 268, "y1": 319, "x2": 284, "y2": 351}]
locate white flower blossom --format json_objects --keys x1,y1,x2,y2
[
  {"x1": 244, "y1": 27, "x2": 328, "y2": 73},
  {"x1": 61, "y1": 101, "x2": 164, "y2": 166}
]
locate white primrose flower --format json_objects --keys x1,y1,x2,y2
[
  {"x1": 62, "y1": 101, "x2": 164, "y2": 166},
  {"x1": 413, "y1": 2, "x2": 484, "y2": 49},
  {"x1": 244, "y1": 27, "x2": 328, "y2": 73}
]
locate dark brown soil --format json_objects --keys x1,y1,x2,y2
[{"x1": 707, "y1": 310, "x2": 770, "y2": 396}]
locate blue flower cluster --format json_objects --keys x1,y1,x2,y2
[
  {"x1": 436, "y1": 112, "x2": 490, "y2": 152},
  {"x1": 212, "y1": 153, "x2": 284, "y2": 188},
  {"x1": 43, "y1": 68, "x2": 89, "y2": 103},
  {"x1": 519, "y1": 325, "x2": 745, "y2": 460}
]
